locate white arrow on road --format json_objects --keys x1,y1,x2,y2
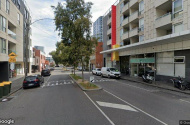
[{"x1": 96, "y1": 101, "x2": 138, "y2": 112}]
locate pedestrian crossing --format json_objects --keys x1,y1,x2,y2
[{"x1": 42, "y1": 80, "x2": 74, "y2": 88}]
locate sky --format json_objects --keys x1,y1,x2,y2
[{"x1": 26, "y1": 0, "x2": 116, "y2": 56}]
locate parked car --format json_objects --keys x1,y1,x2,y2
[
  {"x1": 23, "y1": 75, "x2": 44, "y2": 89},
  {"x1": 41, "y1": 69, "x2": 51, "y2": 76},
  {"x1": 50, "y1": 67, "x2": 54, "y2": 71},
  {"x1": 55, "y1": 65, "x2": 59, "y2": 67},
  {"x1": 101, "y1": 67, "x2": 121, "y2": 79},
  {"x1": 92, "y1": 68, "x2": 101, "y2": 75},
  {"x1": 78, "y1": 66, "x2": 85, "y2": 71}
]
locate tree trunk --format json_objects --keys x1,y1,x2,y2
[{"x1": 74, "y1": 63, "x2": 76, "y2": 75}]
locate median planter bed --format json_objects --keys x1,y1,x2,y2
[{"x1": 69, "y1": 74, "x2": 102, "y2": 91}]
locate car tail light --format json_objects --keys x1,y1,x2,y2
[
  {"x1": 23, "y1": 81, "x2": 27, "y2": 83},
  {"x1": 35, "y1": 79, "x2": 39, "y2": 82}
]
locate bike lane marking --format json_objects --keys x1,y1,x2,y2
[
  {"x1": 104, "y1": 89, "x2": 168, "y2": 125},
  {"x1": 83, "y1": 92, "x2": 115, "y2": 125}
]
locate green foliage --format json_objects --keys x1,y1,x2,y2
[
  {"x1": 49, "y1": 50, "x2": 60, "y2": 66},
  {"x1": 70, "y1": 74, "x2": 82, "y2": 80}
]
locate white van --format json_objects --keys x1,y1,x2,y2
[{"x1": 101, "y1": 67, "x2": 121, "y2": 78}]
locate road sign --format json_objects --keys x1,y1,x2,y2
[
  {"x1": 10, "y1": 63, "x2": 15, "y2": 70},
  {"x1": 8, "y1": 52, "x2": 17, "y2": 63},
  {"x1": 90, "y1": 76, "x2": 94, "y2": 83}
]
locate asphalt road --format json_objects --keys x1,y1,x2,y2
[{"x1": 0, "y1": 68, "x2": 190, "y2": 125}]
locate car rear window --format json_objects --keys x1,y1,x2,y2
[{"x1": 25, "y1": 76, "x2": 36, "y2": 81}]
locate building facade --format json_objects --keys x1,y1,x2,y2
[
  {"x1": 12, "y1": 0, "x2": 33, "y2": 74},
  {"x1": 32, "y1": 47, "x2": 46, "y2": 72},
  {"x1": 102, "y1": 0, "x2": 190, "y2": 81},
  {"x1": 93, "y1": 16, "x2": 103, "y2": 42},
  {"x1": 0, "y1": 0, "x2": 24, "y2": 82}
]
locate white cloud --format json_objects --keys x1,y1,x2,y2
[{"x1": 26, "y1": 0, "x2": 116, "y2": 56}]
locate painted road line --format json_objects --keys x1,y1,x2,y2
[
  {"x1": 96, "y1": 101, "x2": 138, "y2": 112},
  {"x1": 104, "y1": 90, "x2": 168, "y2": 125},
  {"x1": 83, "y1": 92, "x2": 115, "y2": 125},
  {"x1": 115, "y1": 80, "x2": 158, "y2": 92},
  {"x1": 180, "y1": 99, "x2": 190, "y2": 104},
  {"x1": 56, "y1": 83, "x2": 58, "y2": 85},
  {"x1": 42, "y1": 76, "x2": 51, "y2": 88}
]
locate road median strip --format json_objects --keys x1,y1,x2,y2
[{"x1": 69, "y1": 74, "x2": 102, "y2": 91}]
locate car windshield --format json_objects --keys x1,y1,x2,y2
[
  {"x1": 97, "y1": 69, "x2": 101, "y2": 71},
  {"x1": 25, "y1": 76, "x2": 36, "y2": 81},
  {"x1": 109, "y1": 68, "x2": 119, "y2": 72}
]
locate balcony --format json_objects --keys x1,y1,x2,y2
[
  {"x1": 107, "y1": 18, "x2": 111, "y2": 25},
  {"x1": 122, "y1": 32, "x2": 129, "y2": 40},
  {"x1": 107, "y1": 28, "x2": 112, "y2": 35},
  {"x1": 122, "y1": 3, "x2": 129, "y2": 14},
  {"x1": 155, "y1": 13, "x2": 172, "y2": 29},
  {"x1": 129, "y1": 0, "x2": 138, "y2": 8},
  {"x1": 107, "y1": 39, "x2": 112, "y2": 46},
  {"x1": 122, "y1": 17, "x2": 129, "y2": 27},
  {"x1": 155, "y1": 0, "x2": 170, "y2": 8},
  {"x1": 129, "y1": 11, "x2": 138, "y2": 23},
  {"x1": 129, "y1": 27, "x2": 139, "y2": 37},
  {"x1": 8, "y1": 29, "x2": 16, "y2": 40}
]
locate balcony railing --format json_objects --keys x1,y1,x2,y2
[
  {"x1": 122, "y1": 2, "x2": 129, "y2": 13},
  {"x1": 107, "y1": 17, "x2": 111, "y2": 25},
  {"x1": 155, "y1": 12, "x2": 172, "y2": 28},
  {"x1": 155, "y1": 0, "x2": 169, "y2": 8},
  {"x1": 107, "y1": 28, "x2": 112, "y2": 35},
  {"x1": 122, "y1": 17, "x2": 129, "y2": 27},
  {"x1": 8, "y1": 29, "x2": 16, "y2": 40},
  {"x1": 129, "y1": 11, "x2": 139, "y2": 22},
  {"x1": 129, "y1": 0, "x2": 138, "y2": 8},
  {"x1": 107, "y1": 39, "x2": 112, "y2": 45},
  {"x1": 129, "y1": 27, "x2": 139, "y2": 37},
  {"x1": 122, "y1": 32, "x2": 129, "y2": 40}
]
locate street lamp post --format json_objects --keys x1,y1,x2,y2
[{"x1": 24, "y1": 18, "x2": 54, "y2": 77}]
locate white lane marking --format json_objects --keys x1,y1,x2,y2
[
  {"x1": 104, "y1": 90, "x2": 168, "y2": 125},
  {"x1": 180, "y1": 99, "x2": 190, "y2": 104},
  {"x1": 42, "y1": 75, "x2": 52, "y2": 88},
  {"x1": 83, "y1": 92, "x2": 115, "y2": 125},
  {"x1": 56, "y1": 83, "x2": 58, "y2": 85},
  {"x1": 64, "y1": 82, "x2": 66, "y2": 84},
  {"x1": 115, "y1": 81, "x2": 158, "y2": 92},
  {"x1": 96, "y1": 101, "x2": 137, "y2": 112}
]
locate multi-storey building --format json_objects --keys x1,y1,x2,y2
[
  {"x1": 93, "y1": 16, "x2": 103, "y2": 42},
  {"x1": 102, "y1": 0, "x2": 190, "y2": 81},
  {"x1": 12, "y1": 0, "x2": 33, "y2": 74},
  {"x1": 0, "y1": 0, "x2": 24, "y2": 82}
]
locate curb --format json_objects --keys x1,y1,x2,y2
[
  {"x1": 69, "y1": 75, "x2": 103, "y2": 91},
  {"x1": 0, "y1": 87, "x2": 23, "y2": 102},
  {"x1": 121, "y1": 77, "x2": 190, "y2": 95}
]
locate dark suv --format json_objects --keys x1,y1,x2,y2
[{"x1": 41, "y1": 69, "x2": 51, "y2": 76}]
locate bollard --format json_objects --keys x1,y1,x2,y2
[
  {"x1": 0, "y1": 83, "x2": 4, "y2": 98},
  {"x1": 3, "y1": 81, "x2": 12, "y2": 93}
]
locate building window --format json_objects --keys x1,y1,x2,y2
[
  {"x1": 0, "y1": 15, "x2": 6, "y2": 32},
  {"x1": 6, "y1": 0, "x2": 10, "y2": 14},
  {"x1": 139, "y1": 18, "x2": 144, "y2": 31},
  {"x1": 173, "y1": 0, "x2": 183, "y2": 18},
  {"x1": 139, "y1": 35, "x2": 144, "y2": 42},
  {"x1": 17, "y1": 13, "x2": 20, "y2": 24},
  {"x1": 0, "y1": 38, "x2": 6, "y2": 54},
  {"x1": 174, "y1": 56, "x2": 185, "y2": 63},
  {"x1": 139, "y1": 1, "x2": 144, "y2": 15},
  {"x1": 173, "y1": 22, "x2": 183, "y2": 33}
]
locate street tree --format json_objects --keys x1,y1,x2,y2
[{"x1": 52, "y1": 0, "x2": 98, "y2": 81}]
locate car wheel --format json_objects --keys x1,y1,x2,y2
[
  {"x1": 96, "y1": 73, "x2": 97, "y2": 75},
  {"x1": 108, "y1": 75, "x2": 111, "y2": 79},
  {"x1": 101, "y1": 74, "x2": 103, "y2": 78}
]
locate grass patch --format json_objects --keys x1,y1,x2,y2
[
  {"x1": 80, "y1": 82, "x2": 98, "y2": 89},
  {"x1": 70, "y1": 74, "x2": 82, "y2": 80}
]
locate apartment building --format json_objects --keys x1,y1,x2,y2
[
  {"x1": 11, "y1": 0, "x2": 33, "y2": 74},
  {"x1": 102, "y1": 0, "x2": 190, "y2": 81},
  {"x1": 0, "y1": 0, "x2": 24, "y2": 82},
  {"x1": 93, "y1": 16, "x2": 103, "y2": 42}
]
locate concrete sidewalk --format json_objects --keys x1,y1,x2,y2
[{"x1": 121, "y1": 75, "x2": 190, "y2": 95}]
